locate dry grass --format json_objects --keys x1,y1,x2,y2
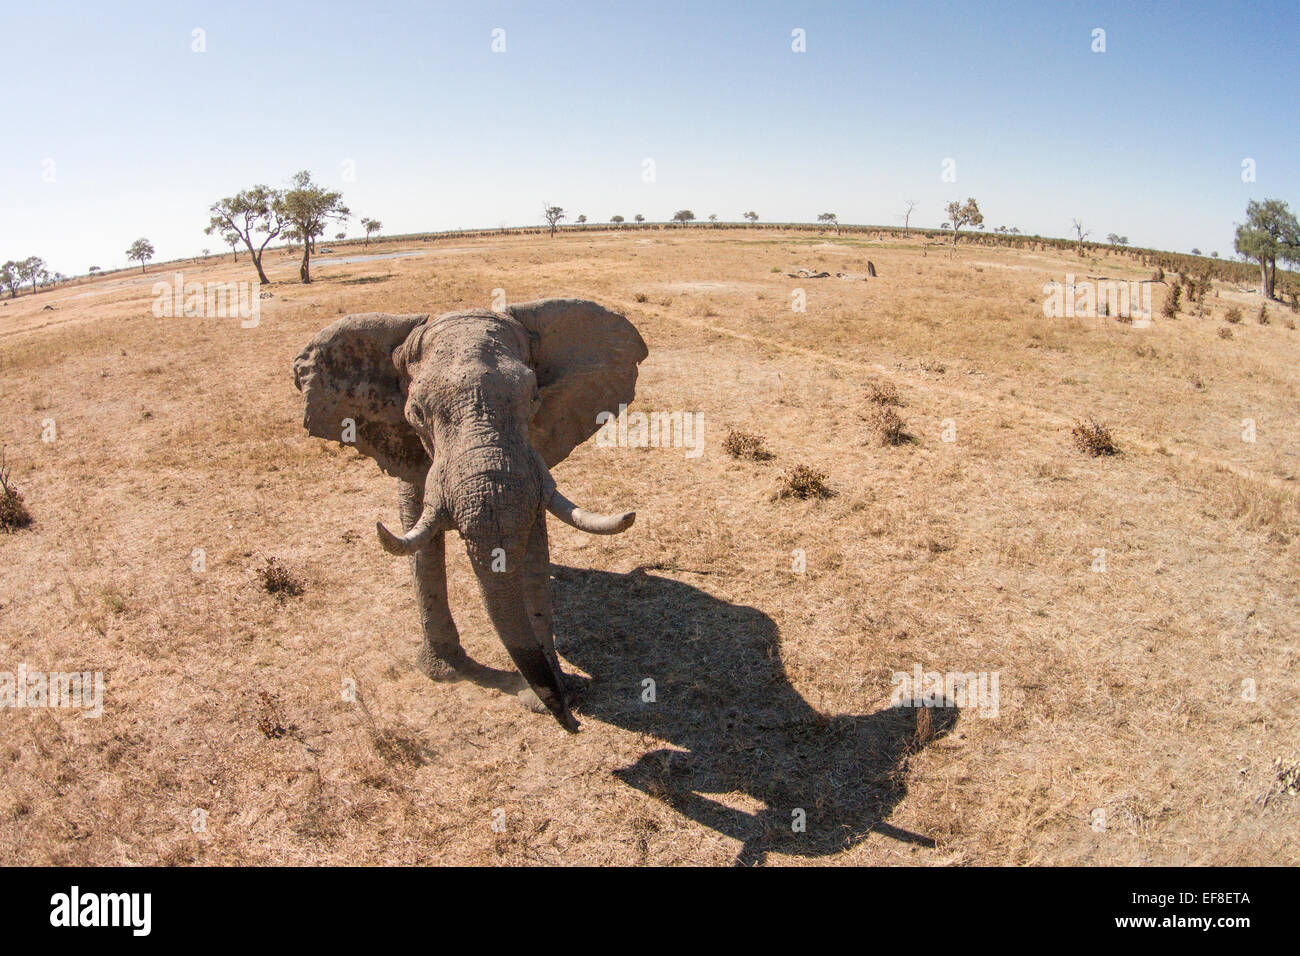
[{"x1": 1, "y1": 229, "x2": 1297, "y2": 866}]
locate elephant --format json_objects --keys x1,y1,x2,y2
[{"x1": 292, "y1": 298, "x2": 648, "y2": 731}]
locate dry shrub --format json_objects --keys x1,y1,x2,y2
[
  {"x1": 865, "y1": 380, "x2": 902, "y2": 406},
  {"x1": 1218, "y1": 327, "x2": 1234, "y2": 340},
  {"x1": 633, "y1": 292, "x2": 648, "y2": 303},
  {"x1": 1070, "y1": 417, "x2": 1118, "y2": 457},
  {"x1": 776, "y1": 465, "x2": 833, "y2": 500},
  {"x1": 722, "y1": 429, "x2": 773, "y2": 461},
  {"x1": 256, "y1": 691, "x2": 295, "y2": 739},
  {"x1": 1224, "y1": 306, "x2": 1243, "y2": 324},
  {"x1": 0, "y1": 448, "x2": 32, "y2": 533},
  {"x1": 1162, "y1": 285, "x2": 1181, "y2": 318},
  {"x1": 1257, "y1": 304, "x2": 1269, "y2": 325},
  {"x1": 865, "y1": 405, "x2": 908, "y2": 446},
  {"x1": 919, "y1": 358, "x2": 946, "y2": 374},
  {"x1": 257, "y1": 557, "x2": 305, "y2": 598}
]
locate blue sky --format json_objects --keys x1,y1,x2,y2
[{"x1": 2, "y1": 0, "x2": 1296, "y2": 273}]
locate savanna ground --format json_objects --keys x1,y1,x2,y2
[{"x1": 1, "y1": 229, "x2": 1297, "y2": 865}]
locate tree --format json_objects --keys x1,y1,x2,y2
[
  {"x1": 335, "y1": 232, "x2": 346, "y2": 240},
  {"x1": 576, "y1": 214, "x2": 587, "y2": 224},
  {"x1": 818, "y1": 212, "x2": 839, "y2": 235},
  {"x1": 944, "y1": 198, "x2": 983, "y2": 246},
  {"x1": 543, "y1": 204, "x2": 566, "y2": 237},
  {"x1": 1233, "y1": 199, "x2": 1300, "y2": 299},
  {"x1": 708, "y1": 213, "x2": 718, "y2": 225},
  {"x1": 1070, "y1": 219, "x2": 1092, "y2": 256},
  {"x1": 634, "y1": 213, "x2": 645, "y2": 224},
  {"x1": 281, "y1": 170, "x2": 350, "y2": 283},
  {"x1": 360, "y1": 217, "x2": 382, "y2": 245},
  {"x1": 18, "y1": 256, "x2": 47, "y2": 292},
  {"x1": 1105, "y1": 233, "x2": 1129, "y2": 246},
  {"x1": 125, "y1": 239, "x2": 154, "y2": 273},
  {"x1": 610, "y1": 215, "x2": 625, "y2": 226},
  {"x1": 201, "y1": 247, "x2": 211, "y2": 258},
  {"x1": 672, "y1": 210, "x2": 695, "y2": 226},
  {"x1": 743, "y1": 211, "x2": 759, "y2": 224},
  {"x1": 1, "y1": 261, "x2": 18, "y2": 298},
  {"x1": 88, "y1": 265, "x2": 101, "y2": 276},
  {"x1": 1191, "y1": 247, "x2": 1202, "y2": 256},
  {"x1": 902, "y1": 200, "x2": 919, "y2": 237},
  {"x1": 206, "y1": 185, "x2": 287, "y2": 284}
]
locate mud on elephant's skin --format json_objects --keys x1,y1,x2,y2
[
  {"x1": 550, "y1": 565, "x2": 959, "y2": 865},
  {"x1": 293, "y1": 299, "x2": 648, "y2": 731}
]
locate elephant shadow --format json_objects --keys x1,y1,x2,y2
[{"x1": 549, "y1": 565, "x2": 959, "y2": 866}]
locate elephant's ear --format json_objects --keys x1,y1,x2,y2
[
  {"x1": 505, "y1": 298, "x2": 649, "y2": 468},
  {"x1": 292, "y1": 312, "x2": 431, "y2": 482}
]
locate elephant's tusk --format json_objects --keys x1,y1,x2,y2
[
  {"x1": 377, "y1": 507, "x2": 450, "y2": 555},
  {"x1": 546, "y1": 488, "x2": 636, "y2": 535}
]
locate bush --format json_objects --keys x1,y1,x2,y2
[
  {"x1": 722, "y1": 429, "x2": 773, "y2": 461},
  {"x1": 0, "y1": 448, "x2": 31, "y2": 533},
  {"x1": 1218, "y1": 327, "x2": 1234, "y2": 340},
  {"x1": 1225, "y1": 306, "x2": 1243, "y2": 324},
  {"x1": 257, "y1": 557, "x2": 305, "y2": 598},
  {"x1": 866, "y1": 380, "x2": 902, "y2": 406},
  {"x1": 633, "y1": 292, "x2": 648, "y2": 303},
  {"x1": 1257, "y1": 303, "x2": 1269, "y2": 325},
  {"x1": 1162, "y1": 284, "x2": 1181, "y2": 318},
  {"x1": 777, "y1": 465, "x2": 833, "y2": 500},
  {"x1": 865, "y1": 405, "x2": 908, "y2": 446},
  {"x1": 1071, "y1": 417, "x2": 1118, "y2": 457}
]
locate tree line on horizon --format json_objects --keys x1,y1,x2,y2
[{"x1": 4, "y1": 196, "x2": 1297, "y2": 302}]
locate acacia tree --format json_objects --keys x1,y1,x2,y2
[
  {"x1": 206, "y1": 185, "x2": 287, "y2": 284},
  {"x1": 610, "y1": 215, "x2": 625, "y2": 226},
  {"x1": 634, "y1": 213, "x2": 645, "y2": 224},
  {"x1": 903, "y1": 200, "x2": 919, "y2": 237},
  {"x1": 945, "y1": 198, "x2": 984, "y2": 246},
  {"x1": 125, "y1": 240, "x2": 154, "y2": 273},
  {"x1": 360, "y1": 217, "x2": 383, "y2": 245},
  {"x1": 19, "y1": 256, "x2": 47, "y2": 292},
  {"x1": 1234, "y1": 198, "x2": 1300, "y2": 299},
  {"x1": 281, "y1": 171, "x2": 350, "y2": 283},
  {"x1": 818, "y1": 212, "x2": 840, "y2": 235},
  {"x1": 672, "y1": 210, "x2": 695, "y2": 226},
  {"x1": 743, "y1": 211, "x2": 758, "y2": 225},
  {"x1": 1, "y1": 261, "x2": 18, "y2": 298},
  {"x1": 543, "y1": 204, "x2": 565, "y2": 236},
  {"x1": 222, "y1": 229, "x2": 241, "y2": 262}
]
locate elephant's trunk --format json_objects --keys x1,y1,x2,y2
[{"x1": 473, "y1": 561, "x2": 578, "y2": 732}]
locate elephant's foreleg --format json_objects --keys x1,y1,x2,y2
[
  {"x1": 520, "y1": 513, "x2": 560, "y2": 678},
  {"x1": 400, "y1": 478, "x2": 466, "y2": 678}
]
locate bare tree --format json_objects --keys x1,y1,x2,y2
[
  {"x1": 903, "y1": 200, "x2": 919, "y2": 237},
  {"x1": 1071, "y1": 219, "x2": 1092, "y2": 256}
]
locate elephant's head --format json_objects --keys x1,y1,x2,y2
[{"x1": 292, "y1": 299, "x2": 648, "y2": 730}]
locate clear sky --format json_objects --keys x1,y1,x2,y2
[{"x1": 2, "y1": 0, "x2": 1296, "y2": 274}]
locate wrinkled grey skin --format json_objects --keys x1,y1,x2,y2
[{"x1": 293, "y1": 299, "x2": 648, "y2": 731}]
